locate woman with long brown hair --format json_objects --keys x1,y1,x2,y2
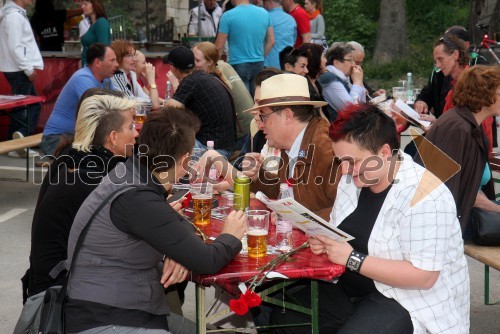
[{"x1": 80, "y1": 0, "x2": 110, "y2": 66}]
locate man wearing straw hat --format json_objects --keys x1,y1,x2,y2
[{"x1": 242, "y1": 73, "x2": 341, "y2": 220}]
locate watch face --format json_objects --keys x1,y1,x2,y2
[{"x1": 347, "y1": 257, "x2": 361, "y2": 271}]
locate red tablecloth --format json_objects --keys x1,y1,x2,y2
[
  {"x1": 0, "y1": 95, "x2": 46, "y2": 110},
  {"x1": 0, "y1": 56, "x2": 169, "y2": 140},
  {"x1": 191, "y1": 200, "x2": 345, "y2": 296}
]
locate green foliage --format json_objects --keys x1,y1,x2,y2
[
  {"x1": 323, "y1": 0, "x2": 378, "y2": 50},
  {"x1": 323, "y1": 0, "x2": 470, "y2": 88}
]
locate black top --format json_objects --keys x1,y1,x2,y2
[
  {"x1": 65, "y1": 158, "x2": 242, "y2": 331},
  {"x1": 30, "y1": 9, "x2": 67, "y2": 51},
  {"x1": 173, "y1": 70, "x2": 236, "y2": 150},
  {"x1": 338, "y1": 185, "x2": 392, "y2": 298},
  {"x1": 28, "y1": 146, "x2": 125, "y2": 296}
]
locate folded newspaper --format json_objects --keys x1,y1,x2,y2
[{"x1": 255, "y1": 191, "x2": 354, "y2": 242}]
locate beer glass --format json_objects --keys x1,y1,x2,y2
[
  {"x1": 135, "y1": 105, "x2": 146, "y2": 124},
  {"x1": 246, "y1": 210, "x2": 270, "y2": 258},
  {"x1": 191, "y1": 183, "x2": 213, "y2": 226}
]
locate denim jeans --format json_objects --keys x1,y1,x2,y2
[
  {"x1": 3, "y1": 71, "x2": 41, "y2": 136},
  {"x1": 266, "y1": 280, "x2": 413, "y2": 334},
  {"x1": 232, "y1": 61, "x2": 264, "y2": 98},
  {"x1": 40, "y1": 134, "x2": 66, "y2": 156}
]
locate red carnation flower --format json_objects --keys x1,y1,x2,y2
[
  {"x1": 229, "y1": 297, "x2": 249, "y2": 315},
  {"x1": 242, "y1": 290, "x2": 261, "y2": 308}
]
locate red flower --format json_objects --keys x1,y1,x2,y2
[
  {"x1": 286, "y1": 178, "x2": 294, "y2": 187},
  {"x1": 242, "y1": 290, "x2": 261, "y2": 308},
  {"x1": 181, "y1": 192, "x2": 192, "y2": 209},
  {"x1": 229, "y1": 297, "x2": 249, "y2": 315}
]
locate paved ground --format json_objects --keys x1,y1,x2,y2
[{"x1": 0, "y1": 145, "x2": 499, "y2": 333}]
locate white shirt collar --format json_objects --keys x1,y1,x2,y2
[{"x1": 286, "y1": 125, "x2": 307, "y2": 179}]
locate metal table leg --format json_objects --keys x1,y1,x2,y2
[{"x1": 196, "y1": 284, "x2": 207, "y2": 334}]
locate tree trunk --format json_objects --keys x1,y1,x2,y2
[{"x1": 372, "y1": 0, "x2": 408, "y2": 64}]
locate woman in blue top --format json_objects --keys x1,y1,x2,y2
[{"x1": 80, "y1": 0, "x2": 110, "y2": 66}]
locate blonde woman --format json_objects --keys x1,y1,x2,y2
[
  {"x1": 193, "y1": 42, "x2": 254, "y2": 148},
  {"x1": 26, "y1": 90, "x2": 137, "y2": 302}
]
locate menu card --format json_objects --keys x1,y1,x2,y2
[
  {"x1": 393, "y1": 99, "x2": 431, "y2": 130},
  {"x1": 255, "y1": 191, "x2": 354, "y2": 242}
]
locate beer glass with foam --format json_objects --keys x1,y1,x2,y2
[
  {"x1": 191, "y1": 183, "x2": 213, "y2": 226},
  {"x1": 246, "y1": 210, "x2": 270, "y2": 258}
]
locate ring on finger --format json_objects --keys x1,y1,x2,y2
[{"x1": 179, "y1": 269, "x2": 185, "y2": 274}]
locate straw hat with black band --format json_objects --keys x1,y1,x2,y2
[{"x1": 244, "y1": 74, "x2": 327, "y2": 113}]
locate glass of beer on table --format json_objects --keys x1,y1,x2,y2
[
  {"x1": 246, "y1": 210, "x2": 270, "y2": 258},
  {"x1": 191, "y1": 182, "x2": 213, "y2": 226},
  {"x1": 135, "y1": 104, "x2": 146, "y2": 124}
]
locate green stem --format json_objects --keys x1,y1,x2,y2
[{"x1": 248, "y1": 241, "x2": 309, "y2": 290}]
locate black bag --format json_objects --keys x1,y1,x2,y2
[
  {"x1": 469, "y1": 207, "x2": 500, "y2": 246},
  {"x1": 38, "y1": 286, "x2": 65, "y2": 334}
]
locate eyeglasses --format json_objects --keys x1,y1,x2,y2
[
  {"x1": 259, "y1": 110, "x2": 280, "y2": 123},
  {"x1": 341, "y1": 58, "x2": 355, "y2": 64},
  {"x1": 438, "y1": 36, "x2": 460, "y2": 51},
  {"x1": 125, "y1": 52, "x2": 136, "y2": 58},
  {"x1": 355, "y1": 61, "x2": 363, "y2": 66}
]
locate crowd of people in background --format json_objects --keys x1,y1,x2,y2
[{"x1": 2, "y1": 0, "x2": 500, "y2": 333}]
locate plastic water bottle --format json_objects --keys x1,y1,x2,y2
[
  {"x1": 276, "y1": 183, "x2": 293, "y2": 253},
  {"x1": 165, "y1": 80, "x2": 173, "y2": 101},
  {"x1": 206, "y1": 141, "x2": 217, "y2": 180},
  {"x1": 406, "y1": 72, "x2": 413, "y2": 103}
]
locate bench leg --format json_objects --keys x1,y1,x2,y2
[
  {"x1": 484, "y1": 264, "x2": 500, "y2": 305},
  {"x1": 25, "y1": 151, "x2": 29, "y2": 182}
]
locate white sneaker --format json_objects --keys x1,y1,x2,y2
[
  {"x1": 9, "y1": 132, "x2": 40, "y2": 158},
  {"x1": 7, "y1": 148, "x2": 39, "y2": 158}
]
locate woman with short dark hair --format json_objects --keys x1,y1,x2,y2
[{"x1": 64, "y1": 108, "x2": 247, "y2": 333}]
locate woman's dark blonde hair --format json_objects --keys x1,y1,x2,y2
[
  {"x1": 434, "y1": 33, "x2": 470, "y2": 68},
  {"x1": 193, "y1": 42, "x2": 231, "y2": 89},
  {"x1": 111, "y1": 40, "x2": 135, "y2": 67},
  {"x1": 138, "y1": 107, "x2": 201, "y2": 173},
  {"x1": 453, "y1": 65, "x2": 500, "y2": 112}
]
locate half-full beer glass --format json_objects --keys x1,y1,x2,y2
[
  {"x1": 191, "y1": 183, "x2": 213, "y2": 226},
  {"x1": 135, "y1": 105, "x2": 146, "y2": 124},
  {"x1": 246, "y1": 210, "x2": 270, "y2": 258}
]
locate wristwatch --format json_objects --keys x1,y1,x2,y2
[
  {"x1": 346, "y1": 250, "x2": 367, "y2": 273},
  {"x1": 149, "y1": 83, "x2": 157, "y2": 89}
]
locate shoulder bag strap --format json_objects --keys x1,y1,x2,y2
[{"x1": 57, "y1": 185, "x2": 137, "y2": 301}]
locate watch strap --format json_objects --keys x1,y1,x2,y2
[{"x1": 346, "y1": 249, "x2": 367, "y2": 273}]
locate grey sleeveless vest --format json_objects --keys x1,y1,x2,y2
[
  {"x1": 317, "y1": 71, "x2": 351, "y2": 121},
  {"x1": 66, "y1": 159, "x2": 168, "y2": 316}
]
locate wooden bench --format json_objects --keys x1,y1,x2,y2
[
  {"x1": 464, "y1": 243, "x2": 500, "y2": 305},
  {"x1": 0, "y1": 133, "x2": 43, "y2": 181}
]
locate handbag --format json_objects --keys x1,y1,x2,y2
[
  {"x1": 469, "y1": 207, "x2": 500, "y2": 246},
  {"x1": 15, "y1": 186, "x2": 136, "y2": 334}
]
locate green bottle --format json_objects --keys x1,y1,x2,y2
[{"x1": 233, "y1": 175, "x2": 250, "y2": 211}]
